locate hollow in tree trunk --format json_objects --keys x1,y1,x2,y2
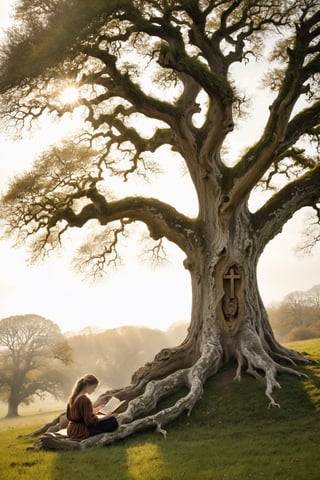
[
  {"x1": 2, "y1": 0, "x2": 319, "y2": 453},
  {"x1": 80, "y1": 205, "x2": 309, "y2": 449}
]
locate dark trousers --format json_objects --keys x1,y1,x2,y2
[{"x1": 88, "y1": 416, "x2": 119, "y2": 436}]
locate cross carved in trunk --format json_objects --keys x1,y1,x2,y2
[{"x1": 223, "y1": 267, "x2": 241, "y2": 299}]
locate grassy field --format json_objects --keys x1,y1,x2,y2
[{"x1": 1, "y1": 338, "x2": 320, "y2": 480}]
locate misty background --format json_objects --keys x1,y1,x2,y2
[{"x1": 1, "y1": 282, "x2": 319, "y2": 413}]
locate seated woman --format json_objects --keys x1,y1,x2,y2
[{"x1": 66, "y1": 373, "x2": 119, "y2": 441}]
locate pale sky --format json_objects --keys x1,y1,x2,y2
[{"x1": 0, "y1": 3, "x2": 319, "y2": 334}]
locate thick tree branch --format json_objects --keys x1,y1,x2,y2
[
  {"x1": 2, "y1": 0, "x2": 319, "y2": 448},
  {"x1": 158, "y1": 44, "x2": 234, "y2": 106},
  {"x1": 252, "y1": 164, "x2": 320, "y2": 253},
  {"x1": 279, "y1": 100, "x2": 320, "y2": 153},
  {"x1": 49, "y1": 190, "x2": 200, "y2": 255}
]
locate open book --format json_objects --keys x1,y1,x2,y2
[{"x1": 98, "y1": 396, "x2": 126, "y2": 415}]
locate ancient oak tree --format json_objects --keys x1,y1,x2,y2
[{"x1": 0, "y1": 0, "x2": 319, "y2": 447}]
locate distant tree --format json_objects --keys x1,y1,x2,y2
[
  {"x1": 283, "y1": 291, "x2": 312, "y2": 328},
  {"x1": 268, "y1": 284, "x2": 320, "y2": 341},
  {"x1": 0, "y1": 314, "x2": 72, "y2": 417},
  {"x1": 309, "y1": 285, "x2": 320, "y2": 310},
  {"x1": 0, "y1": 0, "x2": 319, "y2": 447}
]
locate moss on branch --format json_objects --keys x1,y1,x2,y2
[{"x1": 158, "y1": 44, "x2": 234, "y2": 106}]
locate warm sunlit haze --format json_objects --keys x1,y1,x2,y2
[
  {"x1": 0, "y1": 3, "x2": 319, "y2": 334},
  {"x1": 59, "y1": 85, "x2": 80, "y2": 105}
]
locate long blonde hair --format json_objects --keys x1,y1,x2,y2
[{"x1": 68, "y1": 374, "x2": 99, "y2": 407}]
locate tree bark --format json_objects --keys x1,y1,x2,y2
[
  {"x1": 7, "y1": 393, "x2": 19, "y2": 418},
  {"x1": 83, "y1": 203, "x2": 308, "y2": 449},
  {"x1": 28, "y1": 200, "x2": 311, "y2": 451},
  {"x1": 4, "y1": 0, "x2": 318, "y2": 452}
]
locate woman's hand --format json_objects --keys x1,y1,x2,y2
[
  {"x1": 97, "y1": 411, "x2": 113, "y2": 421},
  {"x1": 93, "y1": 404, "x2": 105, "y2": 414}
]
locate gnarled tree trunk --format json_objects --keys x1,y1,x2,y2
[
  {"x1": 83, "y1": 203, "x2": 308, "y2": 449},
  {"x1": 5, "y1": 0, "x2": 319, "y2": 453}
]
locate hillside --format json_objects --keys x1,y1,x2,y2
[{"x1": 1, "y1": 338, "x2": 320, "y2": 479}]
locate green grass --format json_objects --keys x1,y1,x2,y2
[{"x1": 1, "y1": 338, "x2": 320, "y2": 480}]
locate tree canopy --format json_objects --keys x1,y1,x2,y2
[
  {"x1": 0, "y1": 0, "x2": 319, "y2": 448},
  {"x1": 0, "y1": 0, "x2": 319, "y2": 259}
]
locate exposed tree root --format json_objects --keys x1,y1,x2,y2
[
  {"x1": 24, "y1": 323, "x2": 311, "y2": 451},
  {"x1": 29, "y1": 432, "x2": 81, "y2": 451},
  {"x1": 234, "y1": 326, "x2": 309, "y2": 408},
  {"x1": 95, "y1": 340, "x2": 198, "y2": 406},
  {"x1": 268, "y1": 335, "x2": 312, "y2": 366},
  {"x1": 86, "y1": 328, "x2": 224, "y2": 448}
]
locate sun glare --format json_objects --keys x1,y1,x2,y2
[{"x1": 59, "y1": 86, "x2": 79, "y2": 105}]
